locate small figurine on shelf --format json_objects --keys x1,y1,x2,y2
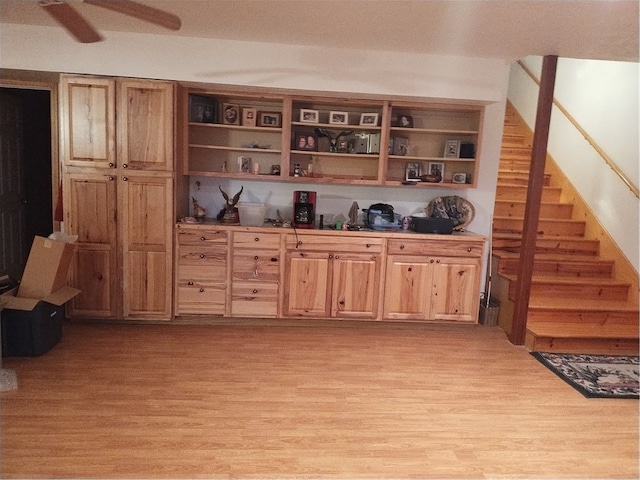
[
  {"x1": 191, "y1": 197, "x2": 207, "y2": 222},
  {"x1": 216, "y1": 185, "x2": 243, "y2": 224}
]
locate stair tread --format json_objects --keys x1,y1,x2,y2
[
  {"x1": 493, "y1": 232, "x2": 598, "y2": 241},
  {"x1": 527, "y1": 322, "x2": 639, "y2": 338},
  {"x1": 492, "y1": 251, "x2": 611, "y2": 263},
  {"x1": 527, "y1": 297, "x2": 639, "y2": 311},
  {"x1": 494, "y1": 199, "x2": 571, "y2": 206},
  {"x1": 494, "y1": 216, "x2": 585, "y2": 224},
  {"x1": 501, "y1": 273, "x2": 630, "y2": 286}
]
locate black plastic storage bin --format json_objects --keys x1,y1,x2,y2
[{"x1": 1, "y1": 302, "x2": 64, "y2": 356}]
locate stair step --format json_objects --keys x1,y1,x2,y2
[
  {"x1": 493, "y1": 252, "x2": 615, "y2": 278},
  {"x1": 526, "y1": 299, "x2": 639, "y2": 325},
  {"x1": 492, "y1": 233, "x2": 600, "y2": 256},
  {"x1": 494, "y1": 216, "x2": 586, "y2": 237},
  {"x1": 525, "y1": 323, "x2": 639, "y2": 355},
  {"x1": 503, "y1": 274, "x2": 630, "y2": 301},
  {"x1": 501, "y1": 146, "x2": 533, "y2": 158},
  {"x1": 497, "y1": 171, "x2": 551, "y2": 186},
  {"x1": 493, "y1": 200, "x2": 573, "y2": 218},
  {"x1": 496, "y1": 185, "x2": 563, "y2": 202}
]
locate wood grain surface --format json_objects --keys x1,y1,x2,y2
[{"x1": 1, "y1": 321, "x2": 637, "y2": 478}]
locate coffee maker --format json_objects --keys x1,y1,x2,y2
[{"x1": 293, "y1": 191, "x2": 316, "y2": 229}]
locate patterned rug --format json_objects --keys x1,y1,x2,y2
[{"x1": 532, "y1": 352, "x2": 639, "y2": 399}]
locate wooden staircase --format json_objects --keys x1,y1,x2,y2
[{"x1": 491, "y1": 103, "x2": 639, "y2": 355}]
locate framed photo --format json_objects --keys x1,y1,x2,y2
[
  {"x1": 428, "y1": 162, "x2": 445, "y2": 182},
  {"x1": 452, "y1": 172, "x2": 467, "y2": 184},
  {"x1": 405, "y1": 162, "x2": 421, "y2": 182},
  {"x1": 360, "y1": 113, "x2": 379, "y2": 126},
  {"x1": 242, "y1": 107, "x2": 257, "y2": 127},
  {"x1": 189, "y1": 95, "x2": 217, "y2": 123},
  {"x1": 237, "y1": 156, "x2": 251, "y2": 173},
  {"x1": 337, "y1": 139, "x2": 349, "y2": 153},
  {"x1": 294, "y1": 132, "x2": 318, "y2": 151},
  {"x1": 444, "y1": 139, "x2": 461, "y2": 158},
  {"x1": 222, "y1": 103, "x2": 240, "y2": 125},
  {"x1": 392, "y1": 136, "x2": 410, "y2": 156},
  {"x1": 392, "y1": 114, "x2": 414, "y2": 128},
  {"x1": 258, "y1": 112, "x2": 281, "y2": 127},
  {"x1": 300, "y1": 109, "x2": 319, "y2": 123},
  {"x1": 329, "y1": 111, "x2": 349, "y2": 125}
]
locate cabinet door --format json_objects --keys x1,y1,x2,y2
[
  {"x1": 283, "y1": 251, "x2": 331, "y2": 317},
  {"x1": 120, "y1": 174, "x2": 173, "y2": 320},
  {"x1": 64, "y1": 172, "x2": 118, "y2": 318},
  {"x1": 60, "y1": 76, "x2": 116, "y2": 168},
  {"x1": 118, "y1": 79, "x2": 174, "y2": 171},
  {"x1": 430, "y1": 257, "x2": 481, "y2": 323},
  {"x1": 383, "y1": 256, "x2": 431, "y2": 321},
  {"x1": 331, "y1": 253, "x2": 381, "y2": 319}
]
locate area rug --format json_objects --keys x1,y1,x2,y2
[
  {"x1": 532, "y1": 352, "x2": 639, "y2": 399},
  {"x1": 0, "y1": 368, "x2": 18, "y2": 392}
]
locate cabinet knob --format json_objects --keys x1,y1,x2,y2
[
  {"x1": 122, "y1": 176, "x2": 128, "y2": 181},
  {"x1": 430, "y1": 259, "x2": 435, "y2": 263},
  {"x1": 328, "y1": 254, "x2": 333, "y2": 259},
  {"x1": 400, "y1": 244, "x2": 405, "y2": 249},
  {"x1": 108, "y1": 176, "x2": 115, "y2": 181},
  {"x1": 200, "y1": 254, "x2": 205, "y2": 259},
  {"x1": 270, "y1": 257, "x2": 278, "y2": 262},
  {"x1": 335, "y1": 255, "x2": 340, "y2": 259},
  {"x1": 253, "y1": 289, "x2": 258, "y2": 294},
  {"x1": 108, "y1": 162, "x2": 115, "y2": 168},
  {"x1": 200, "y1": 236, "x2": 205, "y2": 241},
  {"x1": 254, "y1": 237, "x2": 259, "y2": 242},
  {"x1": 187, "y1": 281, "x2": 193, "y2": 285},
  {"x1": 199, "y1": 288, "x2": 204, "y2": 292},
  {"x1": 436, "y1": 259, "x2": 441, "y2": 263},
  {"x1": 366, "y1": 243, "x2": 371, "y2": 248},
  {"x1": 123, "y1": 163, "x2": 128, "y2": 168},
  {"x1": 467, "y1": 247, "x2": 472, "y2": 252},
  {"x1": 254, "y1": 255, "x2": 259, "y2": 260}
]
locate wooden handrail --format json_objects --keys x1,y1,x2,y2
[{"x1": 517, "y1": 60, "x2": 639, "y2": 199}]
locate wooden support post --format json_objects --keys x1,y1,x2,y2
[{"x1": 509, "y1": 55, "x2": 558, "y2": 345}]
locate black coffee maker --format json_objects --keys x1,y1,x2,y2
[{"x1": 293, "y1": 191, "x2": 316, "y2": 229}]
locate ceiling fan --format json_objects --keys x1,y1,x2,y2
[{"x1": 39, "y1": 0, "x2": 181, "y2": 43}]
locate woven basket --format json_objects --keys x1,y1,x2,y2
[{"x1": 479, "y1": 297, "x2": 500, "y2": 326}]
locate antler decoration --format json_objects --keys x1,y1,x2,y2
[{"x1": 315, "y1": 128, "x2": 354, "y2": 152}]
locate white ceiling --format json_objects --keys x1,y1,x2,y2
[{"x1": 1, "y1": 0, "x2": 638, "y2": 63}]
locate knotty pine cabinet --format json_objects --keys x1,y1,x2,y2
[
  {"x1": 283, "y1": 235, "x2": 383, "y2": 319},
  {"x1": 383, "y1": 238, "x2": 484, "y2": 323},
  {"x1": 61, "y1": 75, "x2": 175, "y2": 320}
]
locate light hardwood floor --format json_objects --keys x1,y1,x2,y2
[{"x1": 1, "y1": 321, "x2": 638, "y2": 478}]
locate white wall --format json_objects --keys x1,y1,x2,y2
[
  {"x1": 1, "y1": 23, "x2": 510, "y2": 289},
  {"x1": 508, "y1": 56, "x2": 639, "y2": 270}
]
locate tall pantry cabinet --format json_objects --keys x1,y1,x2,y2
[{"x1": 60, "y1": 75, "x2": 175, "y2": 320}]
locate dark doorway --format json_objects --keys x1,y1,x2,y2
[{"x1": 0, "y1": 87, "x2": 53, "y2": 281}]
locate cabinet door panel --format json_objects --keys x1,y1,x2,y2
[
  {"x1": 232, "y1": 250, "x2": 280, "y2": 282},
  {"x1": 332, "y1": 253, "x2": 381, "y2": 319},
  {"x1": 284, "y1": 252, "x2": 330, "y2": 317},
  {"x1": 430, "y1": 257, "x2": 481, "y2": 322},
  {"x1": 61, "y1": 76, "x2": 116, "y2": 168},
  {"x1": 120, "y1": 174, "x2": 173, "y2": 319},
  {"x1": 383, "y1": 257, "x2": 431, "y2": 320},
  {"x1": 118, "y1": 80, "x2": 174, "y2": 171},
  {"x1": 69, "y1": 246, "x2": 116, "y2": 318}
]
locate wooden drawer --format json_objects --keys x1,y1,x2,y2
[
  {"x1": 176, "y1": 282, "x2": 226, "y2": 315},
  {"x1": 177, "y1": 245, "x2": 227, "y2": 281},
  {"x1": 233, "y1": 231, "x2": 281, "y2": 249},
  {"x1": 231, "y1": 282, "x2": 278, "y2": 317},
  {"x1": 177, "y1": 228, "x2": 228, "y2": 246},
  {"x1": 232, "y1": 250, "x2": 280, "y2": 282},
  {"x1": 387, "y1": 239, "x2": 484, "y2": 257},
  {"x1": 285, "y1": 235, "x2": 383, "y2": 253}
]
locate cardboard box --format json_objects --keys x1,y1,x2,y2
[{"x1": 0, "y1": 235, "x2": 80, "y2": 356}]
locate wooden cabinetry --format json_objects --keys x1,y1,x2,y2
[
  {"x1": 179, "y1": 84, "x2": 483, "y2": 188},
  {"x1": 174, "y1": 226, "x2": 228, "y2": 316},
  {"x1": 230, "y1": 232, "x2": 281, "y2": 317},
  {"x1": 283, "y1": 235, "x2": 383, "y2": 319},
  {"x1": 383, "y1": 238, "x2": 484, "y2": 323},
  {"x1": 61, "y1": 75, "x2": 175, "y2": 320}
]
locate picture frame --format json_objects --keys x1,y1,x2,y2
[
  {"x1": 444, "y1": 139, "x2": 461, "y2": 158},
  {"x1": 222, "y1": 103, "x2": 240, "y2": 125},
  {"x1": 337, "y1": 139, "x2": 349, "y2": 153},
  {"x1": 189, "y1": 95, "x2": 217, "y2": 123},
  {"x1": 392, "y1": 114, "x2": 414, "y2": 128},
  {"x1": 392, "y1": 136, "x2": 410, "y2": 156},
  {"x1": 329, "y1": 111, "x2": 349, "y2": 125},
  {"x1": 428, "y1": 162, "x2": 445, "y2": 182},
  {"x1": 258, "y1": 112, "x2": 281, "y2": 127},
  {"x1": 405, "y1": 162, "x2": 422, "y2": 182},
  {"x1": 294, "y1": 132, "x2": 318, "y2": 151},
  {"x1": 300, "y1": 109, "x2": 319, "y2": 123},
  {"x1": 359, "y1": 112, "x2": 379, "y2": 126},
  {"x1": 237, "y1": 156, "x2": 251, "y2": 173},
  {"x1": 241, "y1": 107, "x2": 257, "y2": 127},
  {"x1": 452, "y1": 172, "x2": 467, "y2": 184}
]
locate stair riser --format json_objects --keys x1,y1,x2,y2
[
  {"x1": 501, "y1": 147, "x2": 532, "y2": 157},
  {"x1": 497, "y1": 259, "x2": 614, "y2": 278},
  {"x1": 497, "y1": 173, "x2": 551, "y2": 186},
  {"x1": 493, "y1": 201, "x2": 573, "y2": 218},
  {"x1": 525, "y1": 334, "x2": 639, "y2": 355},
  {"x1": 492, "y1": 238, "x2": 600, "y2": 256},
  {"x1": 508, "y1": 282, "x2": 629, "y2": 301},
  {"x1": 527, "y1": 310, "x2": 639, "y2": 325},
  {"x1": 494, "y1": 218, "x2": 585, "y2": 237},
  {"x1": 499, "y1": 160, "x2": 534, "y2": 171},
  {"x1": 496, "y1": 186, "x2": 562, "y2": 202}
]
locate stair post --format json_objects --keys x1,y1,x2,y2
[{"x1": 509, "y1": 55, "x2": 558, "y2": 346}]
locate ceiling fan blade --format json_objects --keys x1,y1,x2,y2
[
  {"x1": 84, "y1": 0, "x2": 181, "y2": 31},
  {"x1": 39, "y1": 1, "x2": 103, "y2": 43}
]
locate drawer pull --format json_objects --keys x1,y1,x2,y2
[
  {"x1": 255, "y1": 237, "x2": 259, "y2": 242},
  {"x1": 254, "y1": 255, "x2": 259, "y2": 260},
  {"x1": 253, "y1": 289, "x2": 258, "y2": 294},
  {"x1": 271, "y1": 257, "x2": 278, "y2": 262},
  {"x1": 436, "y1": 259, "x2": 441, "y2": 263},
  {"x1": 400, "y1": 244, "x2": 405, "y2": 249},
  {"x1": 200, "y1": 236, "x2": 205, "y2": 241},
  {"x1": 366, "y1": 243, "x2": 371, "y2": 248},
  {"x1": 187, "y1": 281, "x2": 193, "y2": 285},
  {"x1": 200, "y1": 254, "x2": 205, "y2": 259},
  {"x1": 467, "y1": 247, "x2": 472, "y2": 252},
  {"x1": 199, "y1": 288, "x2": 204, "y2": 292},
  {"x1": 430, "y1": 259, "x2": 435, "y2": 263}
]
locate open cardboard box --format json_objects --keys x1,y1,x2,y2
[{"x1": 1, "y1": 235, "x2": 80, "y2": 356}]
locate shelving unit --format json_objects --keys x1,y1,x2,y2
[{"x1": 180, "y1": 85, "x2": 483, "y2": 188}]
